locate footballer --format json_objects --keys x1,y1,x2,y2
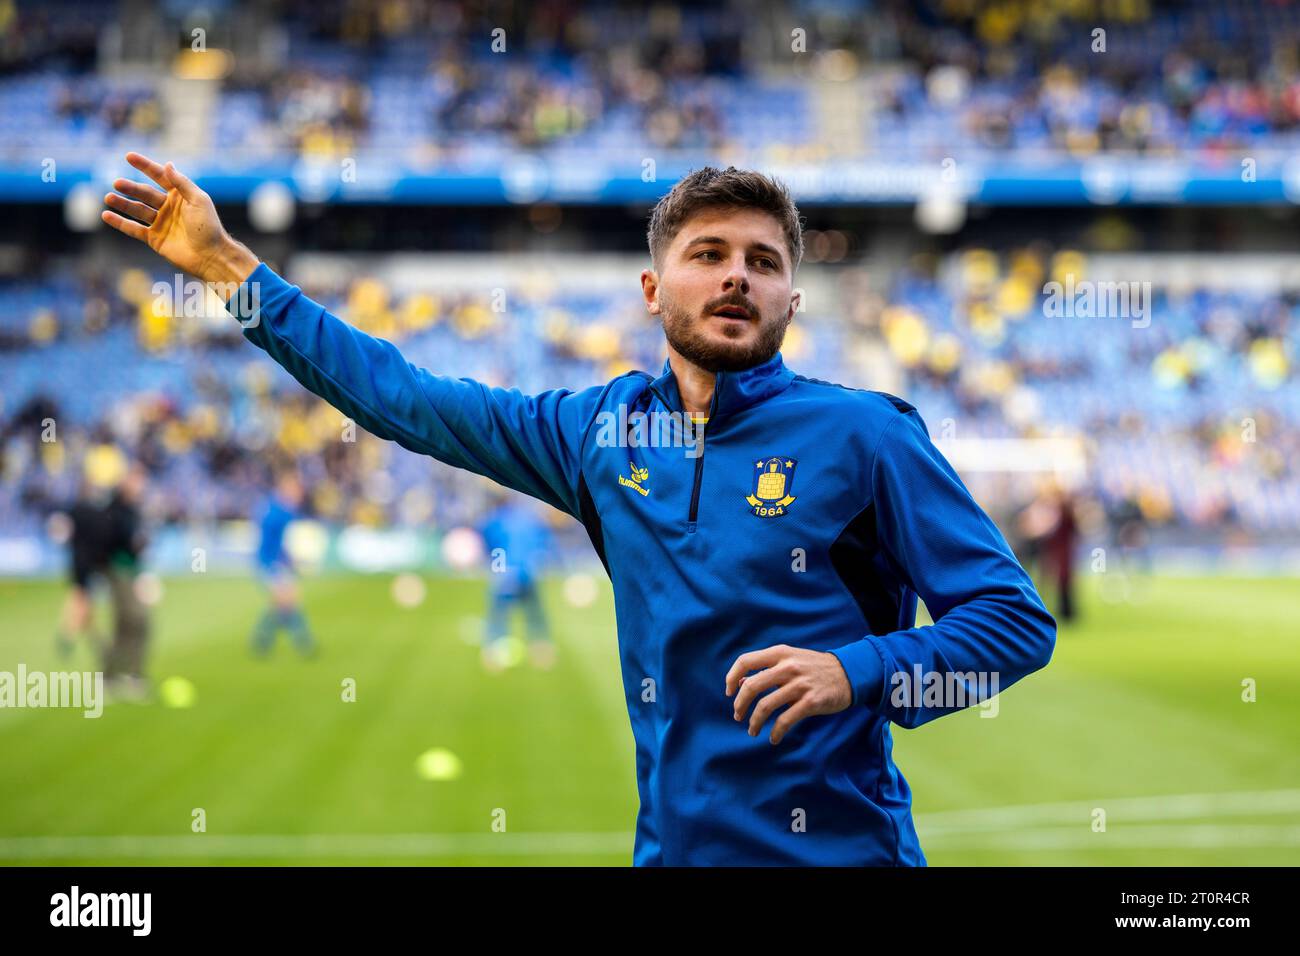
[{"x1": 103, "y1": 152, "x2": 1056, "y2": 866}]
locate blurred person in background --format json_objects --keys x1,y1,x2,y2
[
  {"x1": 480, "y1": 494, "x2": 555, "y2": 672},
  {"x1": 102, "y1": 463, "x2": 152, "y2": 699},
  {"x1": 56, "y1": 442, "x2": 130, "y2": 660},
  {"x1": 1015, "y1": 484, "x2": 1054, "y2": 584},
  {"x1": 1044, "y1": 485, "x2": 1080, "y2": 623},
  {"x1": 250, "y1": 471, "x2": 317, "y2": 659},
  {"x1": 1017, "y1": 481, "x2": 1080, "y2": 623},
  {"x1": 55, "y1": 481, "x2": 111, "y2": 660},
  {"x1": 1103, "y1": 486, "x2": 1153, "y2": 603}
]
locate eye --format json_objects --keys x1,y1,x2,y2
[
  {"x1": 753, "y1": 257, "x2": 777, "y2": 270},
  {"x1": 694, "y1": 249, "x2": 721, "y2": 261}
]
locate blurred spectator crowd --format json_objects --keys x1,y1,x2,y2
[
  {"x1": 1, "y1": 247, "x2": 1295, "y2": 549},
  {"x1": 3, "y1": 0, "x2": 1300, "y2": 164}
]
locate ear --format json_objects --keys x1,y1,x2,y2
[
  {"x1": 640, "y1": 268, "x2": 661, "y2": 316},
  {"x1": 787, "y1": 287, "x2": 802, "y2": 321}
]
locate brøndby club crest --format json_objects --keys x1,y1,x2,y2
[{"x1": 746, "y1": 456, "x2": 797, "y2": 517}]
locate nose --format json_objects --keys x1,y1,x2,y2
[{"x1": 722, "y1": 257, "x2": 750, "y2": 296}]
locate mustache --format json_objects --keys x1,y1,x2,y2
[{"x1": 702, "y1": 292, "x2": 758, "y2": 320}]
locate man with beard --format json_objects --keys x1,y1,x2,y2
[{"x1": 102, "y1": 154, "x2": 1055, "y2": 866}]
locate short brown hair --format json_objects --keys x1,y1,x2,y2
[{"x1": 647, "y1": 167, "x2": 803, "y2": 272}]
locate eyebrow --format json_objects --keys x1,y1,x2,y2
[{"x1": 682, "y1": 235, "x2": 785, "y2": 267}]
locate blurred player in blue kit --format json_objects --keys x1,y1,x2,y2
[
  {"x1": 251, "y1": 472, "x2": 316, "y2": 658},
  {"x1": 480, "y1": 495, "x2": 556, "y2": 671}
]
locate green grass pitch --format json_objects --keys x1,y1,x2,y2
[{"x1": 0, "y1": 572, "x2": 1296, "y2": 865}]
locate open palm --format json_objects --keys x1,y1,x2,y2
[{"x1": 102, "y1": 152, "x2": 248, "y2": 284}]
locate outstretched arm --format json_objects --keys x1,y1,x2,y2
[{"x1": 102, "y1": 153, "x2": 603, "y2": 517}]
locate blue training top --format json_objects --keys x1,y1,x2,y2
[{"x1": 228, "y1": 263, "x2": 1057, "y2": 866}]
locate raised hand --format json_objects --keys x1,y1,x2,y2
[{"x1": 102, "y1": 152, "x2": 259, "y2": 288}]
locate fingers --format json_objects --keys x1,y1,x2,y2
[
  {"x1": 104, "y1": 192, "x2": 157, "y2": 226},
  {"x1": 163, "y1": 161, "x2": 205, "y2": 203},
  {"x1": 112, "y1": 177, "x2": 167, "y2": 209},
  {"x1": 126, "y1": 151, "x2": 171, "y2": 190},
  {"x1": 746, "y1": 682, "x2": 801, "y2": 739},
  {"x1": 731, "y1": 663, "x2": 786, "y2": 723},
  {"x1": 100, "y1": 209, "x2": 149, "y2": 242},
  {"x1": 724, "y1": 644, "x2": 787, "y2": 696},
  {"x1": 769, "y1": 699, "x2": 813, "y2": 745},
  {"x1": 125, "y1": 153, "x2": 205, "y2": 204},
  {"x1": 726, "y1": 644, "x2": 850, "y2": 745}
]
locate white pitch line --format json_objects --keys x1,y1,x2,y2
[
  {"x1": 2, "y1": 824, "x2": 1296, "y2": 859},
  {"x1": 916, "y1": 789, "x2": 1300, "y2": 834},
  {"x1": 0, "y1": 832, "x2": 633, "y2": 860},
  {"x1": 923, "y1": 824, "x2": 1300, "y2": 851},
  {"x1": 3, "y1": 790, "x2": 1299, "y2": 859}
]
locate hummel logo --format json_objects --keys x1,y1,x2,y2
[{"x1": 618, "y1": 461, "x2": 650, "y2": 496}]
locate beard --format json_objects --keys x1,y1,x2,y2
[{"x1": 659, "y1": 287, "x2": 791, "y2": 373}]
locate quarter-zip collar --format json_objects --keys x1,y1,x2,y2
[{"x1": 648, "y1": 351, "x2": 795, "y2": 422}]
